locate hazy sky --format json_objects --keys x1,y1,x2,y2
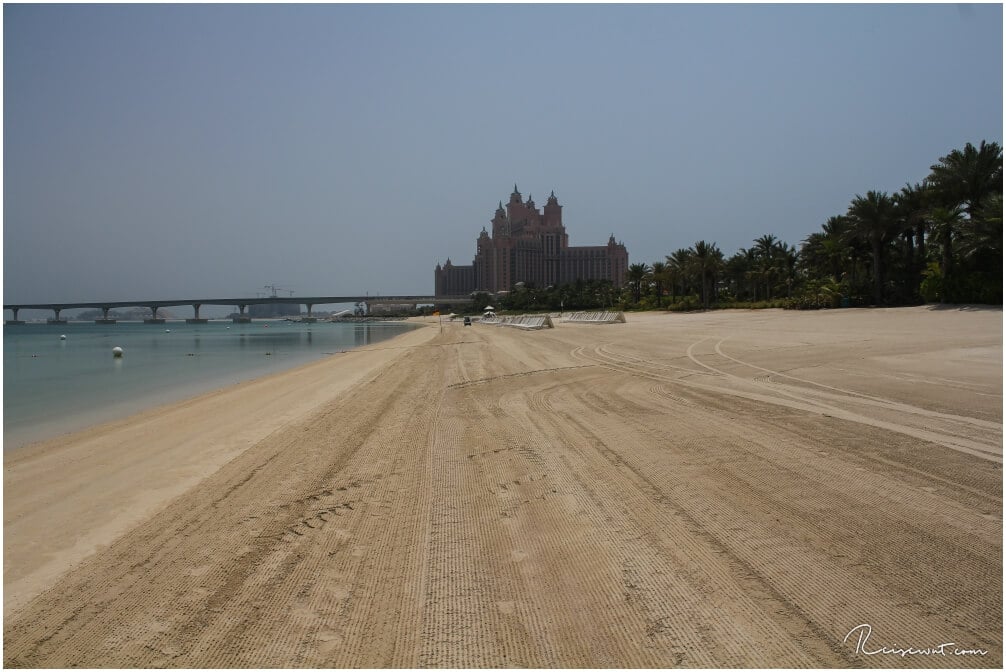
[{"x1": 3, "y1": 3, "x2": 1002, "y2": 310}]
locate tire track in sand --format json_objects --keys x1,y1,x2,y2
[{"x1": 556, "y1": 366, "x2": 1000, "y2": 667}]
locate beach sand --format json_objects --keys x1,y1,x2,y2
[{"x1": 3, "y1": 307, "x2": 1002, "y2": 667}]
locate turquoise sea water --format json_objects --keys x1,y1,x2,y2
[{"x1": 3, "y1": 320, "x2": 417, "y2": 449}]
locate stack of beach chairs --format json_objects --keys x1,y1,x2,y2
[
  {"x1": 478, "y1": 314, "x2": 554, "y2": 330},
  {"x1": 562, "y1": 311, "x2": 626, "y2": 324}
]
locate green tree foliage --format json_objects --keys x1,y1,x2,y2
[
  {"x1": 928, "y1": 141, "x2": 1003, "y2": 219},
  {"x1": 690, "y1": 240, "x2": 723, "y2": 309},
  {"x1": 666, "y1": 248, "x2": 693, "y2": 303},
  {"x1": 650, "y1": 261, "x2": 668, "y2": 307},
  {"x1": 847, "y1": 191, "x2": 898, "y2": 306},
  {"x1": 924, "y1": 141, "x2": 1003, "y2": 303},
  {"x1": 626, "y1": 263, "x2": 651, "y2": 304},
  {"x1": 791, "y1": 140, "x2": 1000, "y2": 307}
]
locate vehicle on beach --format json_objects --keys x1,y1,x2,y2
[{"x1": 463, "y1": 316, "x2": 471, "y2": 326}]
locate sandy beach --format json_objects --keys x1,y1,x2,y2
[{"x1": 3, "y1": 306, "x2": 1002, "y2": 667}]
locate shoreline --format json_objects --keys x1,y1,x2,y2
[{"x1": 3, "y1": 318, "x2": 439, "y2": 616}]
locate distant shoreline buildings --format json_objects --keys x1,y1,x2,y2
[{"x1": 434, "y1": 185, "x2": 629, "y2": 296}]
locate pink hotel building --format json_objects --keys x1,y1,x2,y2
[{"x1": 435, "y1": 185, "x2": 629, "y2": 296}]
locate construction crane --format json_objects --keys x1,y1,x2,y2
[{"x1": 263, "y1": 284, "x2": 294, "y2": 298}]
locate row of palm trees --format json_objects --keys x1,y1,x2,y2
[{"x1": 626, "y1": 140, "x2": 1002, "y2": 308}]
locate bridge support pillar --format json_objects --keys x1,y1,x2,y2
[
  {"x1": 48, "y1": 307, "x2": 67, "y2": 324},
  {"x1": 233, "y1": 304, "x2": 251, "y2": 323},
  {"x1": 95, "y1": 306, "x2": 116, "y2": 324},
  {"x1": 144, "y1": 305, "x2": 166, "y2": 324},
  {"x1": 187, "y1": 303, "x2": 208, "y2": 324},
  {"x1": 301, "y1": 303, "x2": 317, "y2": 323},
  {"x1": 6, "y1": 307, "x2": 25, "y2": 325}
]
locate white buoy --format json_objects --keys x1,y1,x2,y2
[
  {"x1": 60, "y1": 334, "x2": 67, "y2": 340},
  {"x1": 112, "y1": 346, "x2": 124, "y2": 358}
]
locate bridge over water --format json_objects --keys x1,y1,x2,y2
[{"x1": 4, "y1": 295, "x2": 472, "y2": 324}]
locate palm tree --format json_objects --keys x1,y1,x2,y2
[
  {"x1": 928, "y1": 141, "x2": 1003, "y2": 218},
  {"x1": 847, "y1": 191, "x2": 897, "y2": 305},
  {"x1": 709, "y1": 245, "x2": 726, "y2": 304},
  {"x1": 650, "y1": 261, "x2": 667, "y2": 307},
  {"x1": 691, "y1": 240, "x2": 720, "y2": 309},
  {"x1": 802, "y1": 217, "x2": 851, "y2": 283},
  {"x1": 666, "y1": 248, "x2": 693, "y2": 303},
  {"x1": 724, "y1": 250, "x2": 753, "y2": 301},
  {"x1": 960, "y1": 192, "x2": 1004, "y2": 263},
  {"x1": 626, "y1": 263, "x2": 650, "y2": 304},
  {"x1": 753, "y1": 234, "x2": 781, "y2": 299},
  {"x1": 800, "y1": 233, "x2": 827, "y2": 277},
  {"x1": 753, "y1": 234, "x2": 778, "y2": 257},
  {"x1": 929, "y1": 205, "x2": 965, "y2": 281},
  {"x1": 739, "y1": 247, "x2": 759, "y2": 300},
  {"x1": 895, "y1": 182, "x2": 931, "y2": 270},
  {"x1": 776, "y1": 242, "x2": 799, "y2": 298}
]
